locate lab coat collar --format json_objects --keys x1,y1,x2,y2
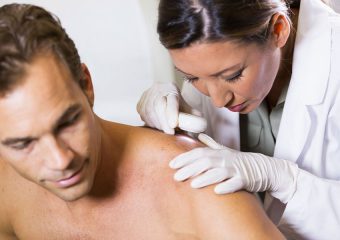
[
  {"x1": 274, "y1": 0, "x2": 334, "y2": 162},
  {"x1": 276, "y1": 81, "x2": 288, "y2": 106},
  {"x1": 288, "y1": 0, "x2": 332, "y2": 105}
]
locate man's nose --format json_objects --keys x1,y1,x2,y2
[
  {"x1": 43, "y1": 136, "x2": 74, "y2": 170},
  {"x1": 206, "y1": 81, "x2": 232, "y2": 108}
]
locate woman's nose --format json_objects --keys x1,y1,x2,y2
[
  {"x1": 43, "y1": 136, "x2": 74, "y2": 170},
  {"x1": 206, "y1": 81, "x2": 232, "y2": 108}
]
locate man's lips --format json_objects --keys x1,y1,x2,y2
[
  {"x1": 58, "y1": 166, "x2": 83, "y2": 182},
  {"x1": 51, "y1": 163, "x2": 86, "y2": 188}
]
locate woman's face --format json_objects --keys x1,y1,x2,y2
[{"x1": 169, "y1": 40, "x2": 281, "y2": 113}]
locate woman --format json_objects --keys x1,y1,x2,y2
[{"x1": 137, "y1": 0, "x2": 340, "y2": 239}]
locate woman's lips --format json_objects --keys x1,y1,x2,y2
[{"x1": 227, "y1": 102, "x2": 245, "y2": 112}]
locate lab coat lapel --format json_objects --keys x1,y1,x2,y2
[{"x1": 274, "y1": 0, "x2": 332, "y2": 162}]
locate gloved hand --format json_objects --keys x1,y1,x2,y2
[
  {"x1": 137, "y1": 82, "x2": 179, "y2": 134},
  {"x1": 169, "y1": 133, "x2": 299, "y2": 203}
]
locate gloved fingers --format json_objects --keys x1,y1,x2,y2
[
  {"x1": 136, "y1": 91, "x2": 160, "y2": 129},
  {"x1": 154, "y1": 96, "x2": 175, "y2": 135},
  {"x1": 173, "y1": 158, "x2": 213, "y2": 181},
  {"x1": 190, "y1": 167, "x2": 232, "y2": 188},
  {"x1": 166, "y1": 93, "x2": 179, "y2": 129},
  {"x1": 136, "y1": 82, "x2": 179, "y2": 131},
  {"x1": 136, "y1": 92, "x2": 148, "y2": 121},
  {"x1": 160, "y1": 82, "x2": 179, "y2": 96},
  {"x1": 143, "y1": 104, "x2": 160, "y2": 129},
  {"x1": 214, "y1": 177, "x2": 243, "y2": 194},
  {"x1": 198, "y1": 133, "x2": 226, "y2": 150},
  {"x1": 169, "y1": 147, "x2": 211, "y2": 169},
  {"x1": 136, "y1": 89, "x2": 147, "y2": 113}
]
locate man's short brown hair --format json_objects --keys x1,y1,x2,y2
[{"x1": 0, "y1": 3, "x2": 84, "y2": 96}]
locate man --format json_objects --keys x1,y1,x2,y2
[{"x1": 0, "y1": 4, "x2": 284, "y2": 239}]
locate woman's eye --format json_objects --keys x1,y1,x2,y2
[
  {"x1": 222, "y1": 69, "x2": 244, "y2": 83},
  {"x1": 174, "y1": 67, "x2": 199, "y2": 83},
  {"x1": 182, "y1": 75, "x2": 199, "y2": 83}
]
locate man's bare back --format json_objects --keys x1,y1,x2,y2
[{"x1": 0, "y1": 121, "x2": 284, "y2": 239}]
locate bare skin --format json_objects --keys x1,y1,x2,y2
[
  {"x1": 0, "y1": 55, "x2": 285, "y2": 240},
  {"x1": 0, "y1": 124, "x2": 285, "y2": 240}
]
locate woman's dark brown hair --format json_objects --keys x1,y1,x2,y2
[{"x1": 158, "y1": 0, "x2": 299, "y2": 49}]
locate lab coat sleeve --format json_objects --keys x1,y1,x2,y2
[{"x1": 279, "y1": 169, "x2": 340, "y2": 240}]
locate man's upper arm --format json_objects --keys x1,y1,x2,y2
[{"x1": 191, "y1": 186, "x2": 285, "y2": 239}]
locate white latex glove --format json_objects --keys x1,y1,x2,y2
[
  {"x1": 169, "y1": 133, "x2": 299, "y2": 203},
  {"x1": 137, "y1": 82, "x2": 179, "y2": 134}
]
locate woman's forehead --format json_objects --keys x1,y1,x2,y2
[{"x1": 169, "y1": 41, "x2": 262, "y2": 75}]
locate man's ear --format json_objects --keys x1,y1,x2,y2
[
  {"x1": 80, "y1": 63, "x2": 94, "y2": 107},
  {"x1": 269, "y1": 13, "x2": 291, "y2": 48}
]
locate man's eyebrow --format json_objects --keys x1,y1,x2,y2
[
  {"x1": 174, "y1": 63, "x2": 242, "y2": 78},
  {"x1": 1, "y1": 104, "x2": 83, "y2": 146},
  {"x1": 2, "y1": 137, "x2": 34, "y2": 146}
]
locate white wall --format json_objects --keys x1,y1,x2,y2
[
  {"x1": 2, "y1": 1, "x2": 338, "y2": 126},
  {"x1": 0, "y1": 0, "x2": 175, "y2": 126}
]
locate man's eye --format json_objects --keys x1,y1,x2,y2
[
  {"x1": 59, "y1": 113, "x2": 81, "y2": 130},
  {"x1": 11, "y1": 140, "x2": 33, "y2": 150}
]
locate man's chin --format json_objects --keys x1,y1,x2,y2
[
  {"x1": 59, "y1": 193, "x2": 86, "y2": 202},
  {"x1": 47, "y1": 181, "x2": 93, "y2": 202}
]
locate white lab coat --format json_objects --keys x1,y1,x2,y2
[{"x1": 181, "y1": 0, "x2": 340, "y2": 239}]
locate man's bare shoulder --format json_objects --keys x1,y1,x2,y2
[
  {"x1": 124, "y1": 125, "x2": 203, "y2": 159},
  {"x1": 116, "y1": 124, "x2": 284, "y2": 239}
]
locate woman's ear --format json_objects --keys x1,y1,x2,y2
[
  {"x1": 80, "y1": 63, "x2": 95, "y2": 107},
  {"x1": 270, "y1": 13, "x2": 291, "y2": 48}
]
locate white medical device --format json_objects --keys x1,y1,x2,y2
[{"x1": 177, "y1": 112, "x2": 207, "y2": 134}]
